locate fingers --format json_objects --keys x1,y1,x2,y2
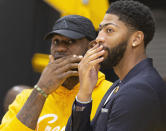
[
  {"x1": 88, "y1": 41, "x2": 99, "y2": 50},
  {"x1": 81, "y1": 44, "x2": 105, "y2": 66},
  {"x1": 51, "y1": 55, "x2": 72, "y2": 63},
  {"x1": 58, "y1": 70, "x2": 78, "y2": 79},
  {"x1": 56, "y1": 63, "x2": 79, "y2": 73},
  {"x1": 88, "y1": 40, "x2": 97, "y2": 49},
  {"x1": 48, "y1": 55, "x2": 82, "y2": 66},
  {"x1": 95, "y1": 64, "x2": 101, "y2": 72},
  {"x1": 50, "y1": 55, "x2": 80, "y2": 64},
  {"x1": 84, "y1": 44, "x2": 104, "y2": 59},
  {"x1": 85, "y1": 43, "x2": 100, "y2": 57},
  {"x1": 55, "y1": 55, "x2": 82, "y2": 69},
  {"x1": 49, "y1": 55, "x2": 54, "y2": 63},
  {"x1": 88, "y1": 49, "x2": 105, "y2": 62},
  {"x1": 47, "y1": 55, "x2": 82, "y2": 75},
  {"x1": 89, "y1": 57, "x2": 104, "y2": 66}
]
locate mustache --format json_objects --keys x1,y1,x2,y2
[{"x1": 53, "y1": 54, "x2": 66, "y2": 60}]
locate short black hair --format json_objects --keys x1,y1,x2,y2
[{"x1": 106, "y1": 0, "x2": 155, "y2": 47}]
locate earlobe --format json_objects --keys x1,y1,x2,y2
[
  {"x1": 132, "y1": 43, "x2": 136, "y2": 47},
  {"x1": 132, "y1": 31, "x2": 144, "y2": 47}
]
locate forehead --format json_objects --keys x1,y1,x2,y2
[{"x1": 100, "y1": 14, "x2": 127, "y2": 29}]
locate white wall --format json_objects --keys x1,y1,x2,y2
[{"x1": 147, "y1": 9, "x2": 166, "y2": 77}]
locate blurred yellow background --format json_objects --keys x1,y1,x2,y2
[{"x1": 44, "y1": 0, "x2": 109, "y2": 29}]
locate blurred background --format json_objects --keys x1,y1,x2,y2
[{"x1": 0, "y1": 0, "x2": 165, "y2": 121}]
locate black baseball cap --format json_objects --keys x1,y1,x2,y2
[{"x1": 44, "y1": 15, "x2": 96, "y2": 41}]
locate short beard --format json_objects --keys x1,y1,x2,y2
[
  {"x1": 101, "y1": 40, "x2": 128, "y2": 68},
  {"x1": 62, "y1": 76, "x2": 79, "y2": 90},
  {"x1": 58, "y1": 48, "x2": 88, "y2": 90}
]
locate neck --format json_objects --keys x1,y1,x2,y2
[
  {"x1": 113, "y1": 52, "x2": 146, "y2": 81},
  {"x1": 62, "y1": 76, "x2": 79, "y2": 90}
]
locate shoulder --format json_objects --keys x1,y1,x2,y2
[
  {"x1": 1, "y1": 89, "x2": 33, "y2": 124},
  {"x1": 16, "y1": 89, "x2": 33, "y2": 99},
  {"x1": 107, "y1": 81, "x2": 161, "y2": 130},
  {"x1": 11, "y1": 89, "x2": 33, "y2": 107},
  {"x1": 112, "y1": 82, "x2": 160, "y2": 114}
]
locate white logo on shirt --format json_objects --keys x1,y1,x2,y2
[{"x1": 37, "y1": 114, "x2": 65, "y2": 131}]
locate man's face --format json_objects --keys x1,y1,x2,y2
[
  {"x1": 50, "y1": 35, "x2": 89, "y2": 59},
  {"x1": 50, "y1": 35, "x2": 90, "y2": 88},
  {"x1": 96, "y1": 14, "x2": 130, "y2": 67}
]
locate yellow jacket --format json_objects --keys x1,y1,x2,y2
[{"x1": 0, "y1": 72, "x2": 112, "y2": 131}]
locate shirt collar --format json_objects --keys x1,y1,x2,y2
[{"x1": 121, "y1": 58, "x2": 153, "y2": 84}]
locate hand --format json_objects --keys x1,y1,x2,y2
[
  {"x1": 77, "y1": 44, "x2": 105, "y2": 102},
  {"x1": 36, "y1": 55, "x2": 82, "y2": 94}
]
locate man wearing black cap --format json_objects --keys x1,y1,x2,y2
[{"x1": 0, "y1": 15, "x2": 112, "y2": 131}]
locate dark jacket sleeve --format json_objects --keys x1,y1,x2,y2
[{"x1": 65, "y1": 100, "x2": 92, "y2": 131}]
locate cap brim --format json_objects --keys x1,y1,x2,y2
[{"x1": 44, "y1": 29, "x2": 85, "y2": 40}]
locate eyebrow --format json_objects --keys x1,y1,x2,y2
[{"x1": 99, "y1": 23, "x2": 119, "y2": 29}]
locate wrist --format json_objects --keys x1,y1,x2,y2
[
  {"x1": 76, "y1": 96, "x2": 92, "y2": 104},
  {"x1": 77, "y1": 91, "x2": 92, "y2": 102},
  {"x1": 36, "y1": 83, "x2": 50, "y2": 94},
  {"x1": 34, "y1": 85, "x2": 48, "y2": 98}
]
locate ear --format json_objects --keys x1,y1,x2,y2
[{"x1": 131, "y1": 31, "x2": 144, "y2": 48}]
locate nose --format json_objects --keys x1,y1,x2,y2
[
  {"x1": 96, "y1": 31, "x2": 105, "y2": 45},
  {"x1": 54, "y1": 44, "x2": 67, "y2": 52},
  {"x1": 51, "y1": 43, "x2": 68, "y2": 55}
]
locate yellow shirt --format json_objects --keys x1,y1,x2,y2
[{"x1": 0, "y1": 72, "x2": 112, "y2": 131}]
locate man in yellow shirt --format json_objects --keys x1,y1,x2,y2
[{"x1": 0, "y1": 15, "x2": 112, "y2": 131}]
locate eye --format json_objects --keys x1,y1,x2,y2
[
  {"x1": 67, "y1": 39, "x2": 76, "y2": 44},
  {"x1": 54, "y1": 39, "x2": 60, "y2": 45},
  {"x1": 106, "y1": 28, "x2": 114, "y2": 33}
]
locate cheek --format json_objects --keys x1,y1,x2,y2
[
  {"x1": 70, "y1": 48, "x2": 85, "y2": 55},
  {"x1": 105, "y1": 34, "x2": 124, "y2": 49},
  {"x1": 70, "y1": 44, "x2": 88, "y2": 55}
]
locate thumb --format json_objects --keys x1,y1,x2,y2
[
  {"x1": 94, "y1": 64, "x2": 100, "y2": 72},
  {"x1": 49, "y1": 55, "x2": 54, "y2": 63}
]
